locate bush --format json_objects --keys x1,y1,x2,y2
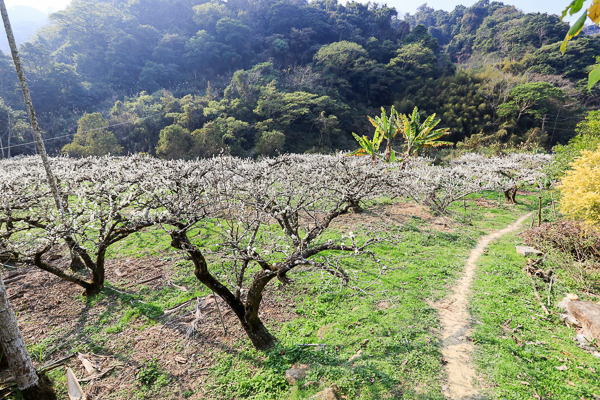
[
  {"x1": 558, "y1": 148, "x2": 600, "y2": 228},
  {"x1": 547, "y1": 110, "x2": 600, "y2": 180},
  {"x1": 521, "y1": 221, "x2": 600, "y2": 261}
]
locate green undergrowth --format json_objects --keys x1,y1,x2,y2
[
  {"x1": 19, "y1": 191, "x2": 554, "y2": 399},
  {"x1": 471, "y1": 230, "x2": 600, "y2": 399},
  {"x1": 198, "y1": 193, "x2": 545, "y2": 399}
]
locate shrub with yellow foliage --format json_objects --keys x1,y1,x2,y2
[{"x1": 558, "y1": 147, "x2": 600, "y2": 228}]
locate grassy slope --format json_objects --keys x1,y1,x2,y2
[
  {"x1": 22, "y1": 192, "x2": 548, "y2": 399},
  {"x1": 155, "y1": 193, "x2": 537, "y2": 400},
  {"x1": 471, "y1": 225, "x2": 600, "y2": 399}
]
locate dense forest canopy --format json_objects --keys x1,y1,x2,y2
[{"x1": 0, "y1": 0, "x2": 598, "y2": 159}]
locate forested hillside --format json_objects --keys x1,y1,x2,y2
[{"x1": 0, "y1": 0, "x2": 598, "y2": 158}]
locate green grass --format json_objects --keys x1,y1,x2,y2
[
  {"x1": 16, "y1": 190, "x2": 565, "y2": 399},
  {"x1": 193, "y1": 193, "x2": 546, "y2": 399},
  {"x1": 471, "y1": 230, "x2": 600, "y2": 399}
]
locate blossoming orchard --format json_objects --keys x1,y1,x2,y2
[{"x1": 0, "y1": 153, "x2": 550, "y2": 350}]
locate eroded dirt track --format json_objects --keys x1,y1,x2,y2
[{"x1": 438, "y1": 213, "x2": 532, "y2": 400}]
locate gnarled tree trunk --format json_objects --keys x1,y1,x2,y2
[
  {"x1": 346, "y1": 198, "x2": 363, "y2": 213},
  {"x1": 0, "y1": 274, "x2": 56, "y2": 399},
  {"x1": 504, "y1": 187, "x2": 517, "y2": 204},
  {"x1": 170, "y1": 230, "x2": 277, "y2": 350},
  {"x1": 241, "y1": 316, "x2": 277, "y2": 351},
  {"x1": 0, "y1": 274, "x2": 37, "y2": 390},
  {"x1": 0, "y1": 3, "x2": 59, "y2": 396}
]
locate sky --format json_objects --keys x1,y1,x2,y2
[
  {"x1": 391, "y1": 0, "x2": 573, "y2": 17},
  {"x1": 3, "y1": 0, "x2": 584, "y2": 21},
  {"x1": 5, "y1": 0, "x2": 70, "y2": 14}
]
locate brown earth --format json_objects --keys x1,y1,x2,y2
[
  {"x1": 0, "y1": 256, "x2": 298, "y2": 399},
  {"x1": 437, "y1": 213, "x2": 532, "y2": 400},
  {"x1": 0, "y1": 201, "x2": 461, "y2": 399}
]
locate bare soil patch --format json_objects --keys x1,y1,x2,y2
[
  {"x1": 332, "y1": 201, "x2": 456, "y2": 232},
  {"x1": 437, "y1": 213, "x2": 532, "y2": 400},
  {"x1": 1, "y1": 257, "x2": 298, "y2": 399}
]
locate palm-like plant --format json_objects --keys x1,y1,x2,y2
[
  {"x1": 348, "y1": 106, "x2": 451, "y2": 168},
  {"x1": 348, "y1": 107, "x2": 399, "y2": 166},
  {"x1": 368, "y1": 106, "x2": 400, "y2": 162},
  {"x1": 398, "y1": 107, "x2": 452, "y2": 157},
  {"x1": 348, "y1": 129, "x2": 383, "y2": 167}
]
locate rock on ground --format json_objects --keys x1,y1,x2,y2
[
  {"x1": 309, "y1": 387, "x2": 340, "y2": 400},
  {"x1": 515, "y1": 245, "x2": 542, "y2": 256},
  {"x1": 567, "y1": 300, "x2": 600, "y2": 340},
  {"x1": 284, "y1": 365, "x2": 308, "y2": 385}
]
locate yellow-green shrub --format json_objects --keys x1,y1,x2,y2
[{"x1": 559, "y1": 147, "x2": 600, "y2": 228}]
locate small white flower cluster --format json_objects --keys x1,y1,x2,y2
[
  {"x1": 382, "y1": 153, "x2": 551, "y2": 212},
  {"x1": 0, "y1": 151, "x2": 550, "y2": 293}
]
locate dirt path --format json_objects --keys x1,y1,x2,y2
[{"x1": 438, "y1": 213, "x2": 532, "y2": 399}]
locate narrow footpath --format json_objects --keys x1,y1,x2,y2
[{"x1": 438, "y1": 213, "x2": 532, "y2": 400}]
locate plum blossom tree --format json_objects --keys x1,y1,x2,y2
[
  {"x1": 1, "y1": 154, "x2": 399, "y2": 350},
  {"x1": 151, "y1": 154, "x2": 398, "y2": 350},
  {"x1": 384, "y1": 153, "x2": 551, "y2": 212},
  {"x1": 453, "y1": 153, "x2": 551, "y2": 204},
  {"x1": 0, "y1": 151, "x2": 551, "y2": 350},
  {"x1": 0, "y1": 155, "x2": 159, "y2": 295}
]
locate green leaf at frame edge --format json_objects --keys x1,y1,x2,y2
[
  {"x1": 561, "y1": 0, "x2": 585, "y2": 20},
  {"x1": 571, "y1": 0, "x2": 586, "y2": 15},
  {"x1": 562, "y1": 4, "x2": 570, "y2": 20},
  {"x1": 588, "y1": 64, "x2": 600, "y2": 90},
  {"x1": 561, "y1": 11, "x2": 587, "y2": 53}
]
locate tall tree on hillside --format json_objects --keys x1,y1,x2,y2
[
  {"x1": 497, "y1": 82, "x2": 564, "y2": 124},
  {"x1": 0, "y1": 274, "x2": 45, "y2": 398},
  {"x1": 62, "y1": 113, "x2": 123, "y2": 157}
]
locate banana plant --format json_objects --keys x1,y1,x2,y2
[
  {"x1": 368, "y1": 106, "x2": 401, "y2": 162},
  {"x1": 348, "y1": 107, "x2": 401, "y2": 166},
  {"x1": 348, "y1": 129, "x2": 383, "y2": 167},
  {"x1": 398, "y1": 107, "x2": 452, "y2": 158}
]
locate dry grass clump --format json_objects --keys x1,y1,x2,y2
[{"x1": 521, "y1": 220, "x2": 600, "y2": 262}]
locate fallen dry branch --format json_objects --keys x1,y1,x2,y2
[
  {"x1": 136, "y1": 275, "x2": 162, "y2": 285},
  {"x1": 78, "y1": 366, "x2": 118, "y2": 383},
  {"x1": 39, "y1": 353, "x2": 77, "y2": 373},
  {"x1": 161, "y1": 297, "x2": 199, "y2": 316},
  {"x1": 530, "y1": 279, "x2": 550, "y2": 315}
]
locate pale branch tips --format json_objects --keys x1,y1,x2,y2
[
  {"x1": 450, "y1": 153, "x2": 552, "y2": 204},
  {"x1": 0, "y1": 152, "x2": 551, "y2": 350},
  {"x1": 155, "y1": 153, "x2": 400, "y2": 350},
  {"x1": 0, "y1": 155, "x2": 165, "y2": 295},
  {"x1": 382, "y1": 153, "x2": 552, "y2": 212}
]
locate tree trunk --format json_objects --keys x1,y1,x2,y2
[
  {"x1": 33, "y1": 252, "x2": 99, "y2": 296},
  {"x1": 7, "y1": 110, "x2": 11, "y2": 158},
  {"x1": 0, "y1": 274, "x2": 38, "y2": 391},
  {"x1": 241, "y1": 316, "x2": 277, "y2": 351},
  {"x1": 87, "y1": 250, "x2": 106, "y2": 296},
  {"x1": 346, "y1": 198, "x2": 363, "y2": 213},
  {"x1": 86, "y1": 267, "x2": 105, "y2": 296},
  {"x1": 0, "y1": 0, "x2": 66, "y2": 222},
  {"x1": 384, "y1": 143, "x2": 391, "y2": 162},
  {"x1": 170, "y1": 229, "x2": 278, "y2": 350},
  {"x1": 504, "y1": 187, "x2": 517, "y2": 204},
  {"x1": 20, "y1": 372, "x2": 56, "y2": 400}
]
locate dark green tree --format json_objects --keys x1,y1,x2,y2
[{"x1": 62, "y1": 113, "x2": 123, "y2": 157}]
